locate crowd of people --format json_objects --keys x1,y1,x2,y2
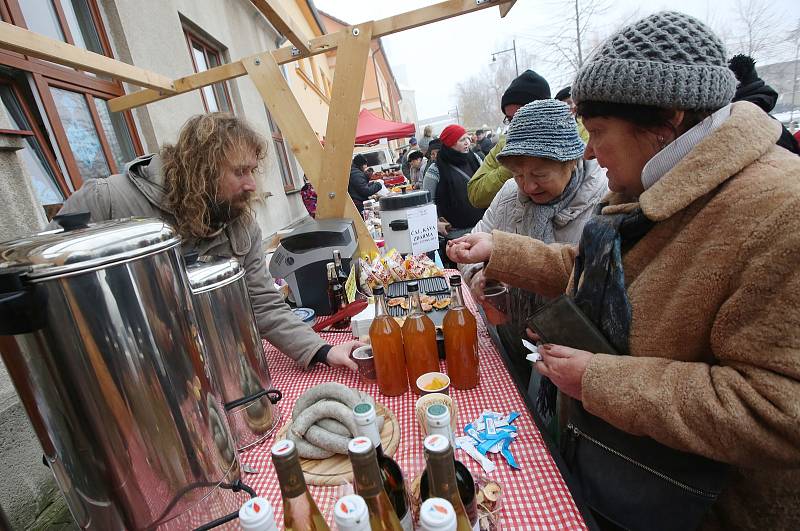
[{"x1": 50, "y1": 8, "x2": 799, "y2": 531}]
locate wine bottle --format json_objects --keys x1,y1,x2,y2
[
  {"x1": 353, "y1": 402, "x2": 412, "y2": 530},
  {"x1": 333, "y1": 494, "x2": 371, "y2": 531},
  {"x1": 426, "y1": 403, "x2": 455, "y2": 449},
  {"x1": 238, "y1": 497, "x2": 278, "y2": 531},
  {"x1": 420, "y1": 435, "x2": 478, "y2": 531},
  {"x1": 271, "y1": 439, "x2": 329, "y2": 531},
  {"x1": 419, "y1": 498, "x2": 457, "y2": 531},
  {"x1": 347, "y1": 437, "x2": 404, "y2": 530},
  {"x1": 332, "y1": 249, "x2": 349, "y2": 286}
]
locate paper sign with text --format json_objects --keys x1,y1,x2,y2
[{"x1": 407, "y1": 204, "x2": 439, "y2": 254}]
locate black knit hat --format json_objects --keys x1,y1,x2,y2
[
  {"x1": 352, "y1": 154, "x2": 367, "y2": 167},
  {"x1": 500, "y1": 69, "x2": 551, "y2": 114},
  {"x1": 554, "y1": 86, "x2": 571, "y2": 101}
]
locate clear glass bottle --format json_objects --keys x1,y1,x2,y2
[
  {"x1": 442, "y1": 275, "x2": 479, "y2": 390},
  {"x1": 333, "y1": 494, "x2": 371, "y2": 531},
  {"x1": 418, "y1": 498, "x2": 457, "y2": 531},
  {"x1": 420, "y1": 435, "x2": 478, "y2": 531},
  {"x1": 353, "y1": 402, "x2": 412, "y2": 530},
  {"x1": 271, "y1": 439, "x2": 329, "y2": 531},
  {"x1": 369, "y1": 286, "x2": 409, "y2": 396},
  {"x1": 401, "y1": 281, "x2": 440, "y2": 394},
  {"x1": 348, "y1": 437, "x2": 404, "y2": 530}
]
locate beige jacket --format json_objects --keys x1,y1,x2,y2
[
  {"x1": 483, "y1": 102, "x2": 800, "y2": 529},
  {"x1": 51, "y1": 155, "x2": 326, "y2": 367}
]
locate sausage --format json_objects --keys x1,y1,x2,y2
[
  {"x1": 291, "y1": 382, "x2": 376, "y2": 420},
  {"x1": 292, "y1": 400, "x2": 359, "y2": 439},
  {"x1": 305, "y1": 425, "x2": 351, "y2": 454},
  {"x1": 287, "y1": 430, "x2": 334, "y2": 459},
  {"x1": 316, "y1": 418, "x2": 352, "y2": 437}
]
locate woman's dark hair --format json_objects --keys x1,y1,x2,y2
[{"x1": 576, "y1": 101, "x2": 711, "y2": 138}]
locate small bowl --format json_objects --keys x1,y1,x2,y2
[
  {"x1": 416, "y1": 371, "x2": 450, "y2": 395},
  {"x1": 414, "y1": 393, "x2": 459, "y2": 438},
  {"x1": 352, "y1": 345, "x2": 376, "y2": 383}
]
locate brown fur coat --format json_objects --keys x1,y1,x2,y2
[{"x1": 484, "y1": 102, "x2": 800, "y2": 529}]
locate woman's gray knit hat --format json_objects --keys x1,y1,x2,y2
[
  {"x1": 572, "y1": 11, "x2": 736, "y2": 111},
  {"x1": 498, "y1": 99, "x2": 585, "y2": 162}
]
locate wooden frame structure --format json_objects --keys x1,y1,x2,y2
[{"x1": 0, "y1": 0, "x2": 517, "y2": 254}]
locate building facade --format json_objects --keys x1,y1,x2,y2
[{"x1": 0, "y1": 0, "x2": 326, "y2": 527}]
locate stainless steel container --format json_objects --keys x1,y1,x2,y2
[
  {"x1": 0, "y1": 216, "x2": 241, "y2": 530},
  {"x1": 186, "y1": 257, "x2": 282, "y2": 452}
]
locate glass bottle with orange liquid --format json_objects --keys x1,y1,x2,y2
[
  {"x1": 442, "y1": 275, "x2": 479, "y2": 390},
  {"x1": 402, "y1": 281, "x2": 440, "y2": 394},
  {"x1": 369, "y1": 286, "x2": 409, "y2": 396}
]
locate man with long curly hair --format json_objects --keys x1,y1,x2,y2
[{"x1": 51, "y1": 113, "x2": 361, "y2": 370}]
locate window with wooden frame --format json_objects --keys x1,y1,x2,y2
[
  {"x1": 184, "y1": 28, "x2": 233, "y2": 113},
  {"x1": 0, "y1": 0, "x2": 143, "y2": 206},
  {"x1": 266, "y1": 109, "x2": 297, "y2": 192}
]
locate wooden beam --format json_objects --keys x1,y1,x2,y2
[
  {"x1": 0, "y1": 21, "x2": 175, "y2": 93},
  {"x1": 108, "y1": 0, "x2": 514, "y2": 112},
  {"x1": 109, "y1": 60, "x2": 247, "y2": 112},
  {"x1": 250, "y1": 0, "x2": 311, "y2": 54},
  {"x1": 499, "y1": 0, "x2": 517, "y2": 17},
  {"x1": 315, "y1": 23, "x2": 373, "y2": 220},
  {"x1": 244, "y1": 52, "x2": 377, "y2": 255}
]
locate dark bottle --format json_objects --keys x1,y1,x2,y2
[
  {"x1": 333, "y1": 249, "x2": 349, "y2": 285},
  {"x1": 271, "y1": 439, "x2": 329, "y2": 531},
  {"x1": 348, "y1": 437, "x2": 404, "y2": 530},
  {"x1": 353, "y1": 402, "x2": 412, "y2": 530},
  {"x1": 420, "y1": 435, "x2": 478, "y2": 531},
  {"x1": 326, "y1": 262, "x2": 349, "y2": 328}
]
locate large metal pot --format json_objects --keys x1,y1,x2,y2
[
  {"x1": 186, "y1": 256, "x2": 282, "y2": 452},
  {"x1": 0, "y1": 215, "x2": 241, "y2": 530}
]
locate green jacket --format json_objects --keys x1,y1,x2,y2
[{"x1": 466, "y1": 136, "x2": 512, "y2": 208}]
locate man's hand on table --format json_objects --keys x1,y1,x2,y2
[
  {"x1": 326, "y1": 341, "x2": 363, "y2": 371},
  {"x1": 534, "y1": 343, "x2": 593, "y2": 401},
  {"x1": 447, "y1": 232, "x2": 493, "y2": 264}
]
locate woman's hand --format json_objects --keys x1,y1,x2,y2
[
  {"x1": 468, "y1": 269, "x2": 488, "y2": 301},
  {"x1": 535, "y1": 344, "x2": 593, "y2": 401},
  {"x1": 446, "y1": 232, "x2": 494, "y2": 264},
  {"x1": 437, "y1": 221, "x2": 450, "y2": 236}
]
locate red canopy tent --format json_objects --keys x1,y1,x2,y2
[{"x1": 354, "y1": 108, "x2": 415, "y2": 145}]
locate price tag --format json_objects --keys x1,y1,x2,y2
[{"x1": 406, "y1": 204, "x2": 439, "y2": 254}]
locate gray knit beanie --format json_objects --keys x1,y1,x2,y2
[
  {"x1": 572, "y1": 11, "x2": 736, "y2": 111},
  {"x1": 498, "y1": 100, "x2": 585, "y2": 162}
]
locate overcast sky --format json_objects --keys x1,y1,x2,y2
[{"x1": 313, "y1": 0, "x2": 800, "y2": 120}]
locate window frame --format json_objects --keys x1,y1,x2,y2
[
  {"x1": 184, "y1": 28, "x2": 233, "y2": 114},
  {"x1": 0, "y1": 0, "x2": 143, "y2": 194},
  {"x1": 266, "y1": 110, "x2": 297, "y2": 192}
]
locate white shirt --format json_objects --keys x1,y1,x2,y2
[{"x1": 641, "y1": 104, "x2": 732, "y2": 191}]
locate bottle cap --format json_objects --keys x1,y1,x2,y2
[
  {"x1": 333, "y1": 494, "x2": 370, "y2": 530},
  {"x1": 449, "y1": 275, "x2": 461, "y2": 286},
  {"x1": 419, "y1": 498, "x2": 457, "y2": 531},
  {"x1": 423, "y1": 434, "x2": 450, "y2": 453},
  {"x1": 238, "y1": 497, "x2": 278, "y2": 531},
  {"x1": 327, "y1": 262, "x2": 336, "y2": 273},
  {"x1": 270, "y1": 439, "x2": 295, "y2": 457},
  {"x1": 352, "y1": 402, "x2": 376, "y2": 425},
  {"x1": 426, "y1": 404, "x2": 450, "y2": 426},
  {"x1": 348, "y1": 437, "x2": 374, "y2": 455},
  {"x1": 407, "y1": 281, "x2": 419, "y2": 292}
]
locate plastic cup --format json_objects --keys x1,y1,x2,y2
[
  {"x1": 416, "y1": 371, "x2": 450, "y2": 395},
  {"x1": 352, "y1": 345, "x2": 377, "y2": 383},
  {"x1": 481, "y1": 282, "x2": 509, "y2": 325}
]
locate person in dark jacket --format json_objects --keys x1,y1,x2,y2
[
  {"x1": 348, "y1": 154, "x2": 381, "y2": 213},
  {"x1": 729, "y1": 54, "x2": 800, "y2": 155}
]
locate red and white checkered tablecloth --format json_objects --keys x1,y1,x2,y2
[{"x1": 241, "y1": 281, "x2": 587, "y2": 530}]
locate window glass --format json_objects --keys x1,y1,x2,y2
[
  {"x1": 18, "y1": 0, "x2": 65, "y2": 41},
  {"x1": 61, "y1": 0, "x2": 104, "y2": 54},
  {"x1": 0, "y1": 84, "x2": 63, "y2": 204},
  {"x1": 93, "y1": 98, "x2": 135, "y2": 171},
  {"x1": 50, "y1": 86, "x2": 109, "y2": 179}
]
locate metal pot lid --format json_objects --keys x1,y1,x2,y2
[
  {"x1": 0, "y1": 217, "x2": 180, "y2": 280},
  {"x1": 186, "y1": 257, "x2": 244, "y2": 293},
  {"x1": 379, "y1": 190, "x2": 430, "y2": 211}
]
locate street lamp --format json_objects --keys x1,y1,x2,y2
[{"x1": 491, "y1": 39, "x2": 518, "y2": 77}]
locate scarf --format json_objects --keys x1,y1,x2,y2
[
  {"x1": 537, "y1": 203, "x2": 655, "y2": 419},
  {"x1": 435, "y1": 146, "x2": 485, "y2": 229}
]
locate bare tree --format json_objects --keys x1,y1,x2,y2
[
  {"x1": 732, "y1": 0, "x2": 781, "y2": 61},
  {"x1": 454, "y1": 47, "x2": 537, "y2": 130}
]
